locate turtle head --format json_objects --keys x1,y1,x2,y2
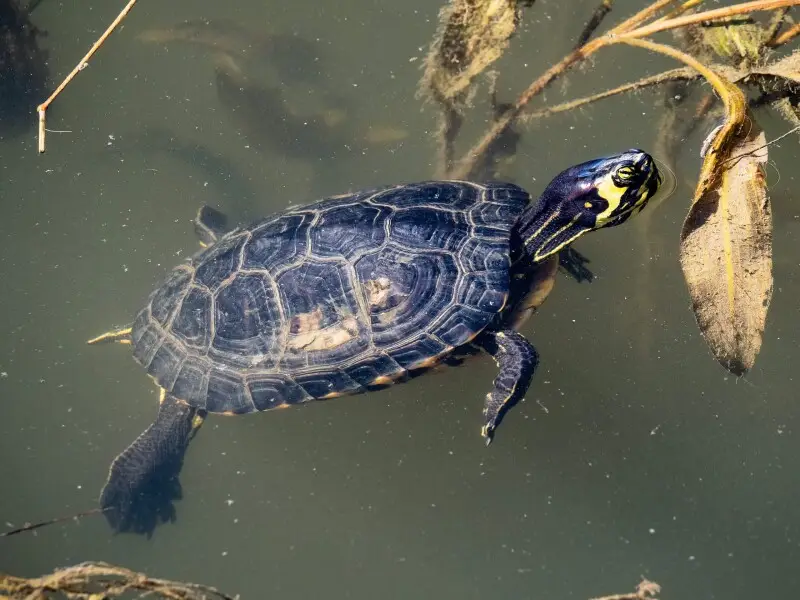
[{"x1": 519, "y1": 149, "x2": 660, "y2": 263}]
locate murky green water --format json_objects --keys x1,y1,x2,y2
[{"x1": 2, "y1": 1, "x2": 800, "y2": 598}]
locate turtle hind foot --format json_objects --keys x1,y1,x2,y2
[{"x1": 99, "y1": 393, "x2": 205, "y2": 536}]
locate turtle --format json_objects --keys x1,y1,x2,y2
[{"x1": 89, "y1": 149, "x2": 660, "y2": 535}]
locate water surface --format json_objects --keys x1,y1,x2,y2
[{"x1": 2, "y1": 1, "x2": 800, "y2": 598}]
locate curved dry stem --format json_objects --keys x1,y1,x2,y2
[
  {"x1": 769, "y1": 21, "x2": 800, "y2": 46},
  {"x1": 621, "y1": 0, "x2": 800, "y2": 39},
  {"x1": 450, "y1": 45, "x2": 596, "y2": 179},
  {"x1": 36, "y1": 0, "x2": 138, "y2": 153},
  {"x1": 617, "y1": 37, "x2": 747, "y2": 194},
  {"x1": 0, "y1": 561, "x2": 236, "y2": 600},
  {"x1": 453, "y1": 0, "x2": 789, "y2": 179},
  {"x1": 520, "y1": 67, "x2": 697, "y2": 124},
  {"x1": 658, "y1": 0, "x2": 707, "y2": 21}
]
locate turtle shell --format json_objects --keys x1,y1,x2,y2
[{"x1": 131, "y1": 181, "x2": 530, "y2": 414}]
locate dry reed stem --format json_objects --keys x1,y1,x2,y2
[
  {"x1": 658, "y1": 0, "x2": 708, "y2": 21},
  {"x1": 618, "y1": 0, "x2": 800, "y2": 39},
  {"x1": 452, "y1": 0, "x2": 798, "y2": 179},
  {"x1": 0, "y1": 561, "x2": 236, "y2": 599},
  {"x1": 520, "y1": 67, "x2": 697, "y2": 124},
  {"x1": 36, "y1": 0, "x2": 137, "y2": 153},
  {"x1": 769, "y1": 21, "x2": 800, "y2": 45},
  {"x1": 590, "y1": 578, "x2": 662, "y2": 600}
]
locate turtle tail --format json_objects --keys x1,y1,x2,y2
[{"x1": 99, "y1": 391, "x2": 205, "y2": 536}]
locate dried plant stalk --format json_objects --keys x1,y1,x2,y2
[
  {"x1": 452, "y1": 0, "x2": 799, "y2": 179},
  {"x1": 37, "y1": 0, "x2": 137, "y2": 153},
  {"x1": 0, "y1": 561, "x2": 236, "y2": 599}
]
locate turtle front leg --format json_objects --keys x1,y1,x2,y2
[
  {"x1": 474, "y1": 329, "x2": 539, "y2": 445},
  {"x1": 100, "y1": 390, "x2": 205, "y2": 536}
]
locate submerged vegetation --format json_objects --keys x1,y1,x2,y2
[{"x1": 419, "y1": 0, "x2": 798, "y2": 375}]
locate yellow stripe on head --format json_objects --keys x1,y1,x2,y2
[{"x1": 594, "y1": 176, "x2": 626, "y2": 225}]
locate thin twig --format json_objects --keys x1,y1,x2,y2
[
  {"x1": 1, "y1": 562, "x2": 237, "y2": 600},
  {"x1": 658, "y1": 0, "x2": 707, "y2": 21},
  {"x1": 0, "y1": 508, "x2": 107, "y2": 537},
  {"x1": 611, "y1": 0, "x2": 676, "y2": 34},
  {"x1": 768, "y1": 20, "x2": 800, "y2": 46},
  {"x1": 36, "y1": 0, "x2": 137, "y2": 153},
  {"x1": 620, "y1": 0, "x2": 800, "y2": 40},
  {"x1": 764, "y1": 6, "x2": 792, "y2": 43},
  {"x1": 590, "y1": 578, "x2": 662, "y2": 600},
  {"x1": 453, "y1": 0, "x2": 795, "y2": 179},
  {"x1": 451, "y1": 46, "x2": 590, "y2": 179},
  {"x1": 521, "y1": 67, "x2": 697, "y2": 124},
  {"x1": 574, "y1": 0, "x2": 615, "y2": 50}
]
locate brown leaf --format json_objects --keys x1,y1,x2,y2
[
  {"x1": 680, "y1": 115, "x2": 773, "y2": 375},
  {"x1": 755, "y1": 49, "x2": 800, "y2": 84}
]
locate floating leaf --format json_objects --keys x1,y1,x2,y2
[{"x1": 680, "y1": 112, "x2": 772, "y2": 375}]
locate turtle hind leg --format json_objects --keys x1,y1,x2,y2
[
  {"x1": 100, "y1": 390, "x2": 206, "y2": 536},
  {"x1": 195, "y1": 205, "x2": 230, "y2": 247},
  {"x1": 474, "y1": 329, "x2": 539, "y2": 445}
]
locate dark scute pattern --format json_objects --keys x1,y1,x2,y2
[
  {"x1": 390, "y1": 208, "x2": 466, "y2": 252},
  {"x1": 171, "y1": 286, "x2": 213, "y2": 352},
  {"x1": 311, "y1": 204, "x2": 388, "y2": 258},
  {"x1": 277, "y1": 260, "x2": 369, "y2": 368},
  {"x1": 456, "y1": 274, "x2": 508, "y2": 313},
  {"x1": 194, "y1": 233, "x2": 247, "y2": 289},
  {"x1": 132, "y1": 321, "x2": 163, "y2": 369},
  {"x1": 147, "y1": 337, "x2": 185, "y2": 389},
  {"x1": 345, "y1": 353, "x2": 405, "y2": 386},
  {"x1": 481, "y1": 181, "x2": 530, "y2": 208},
  {"x1": 171, "y1": 357, "x2": 209, "y2": 407},
  {"x1": 458, "y1": 237, "x2": 509, "y2": 275},
  {"x1": 244, "y1": 213, "x2": 313, "y2": 271},
  {"x1": 372, "y1": 181, "x2": 479, "y2": 210},
  {"x1": 212, "y1": 274, "x2": 280, "y2": 368},
  {"x1": 391, "y1": 335, "x2": 449, "y2": 369},
  {"x1": 354, "y1": 247, "x2": 457, "y2": 345},
  {"x1": 469, "y1": 202, "x2": 524, "y2": 233},
  {"x1": 431, "y1": 304, "x2": 492, "y2": 347},
  {"x1": 206, "y1": 368, "x2": 252, "y2": 414},
  {"x1": 150, "y1": 267, "x2": 192, "y2": 325},
  {"x1": 125, "y1": 180, "x2": 534, "y2": 414},
  {"x1": 469, "y1": 184, "x2": 529, "y2": 238},
  {"x1": 131, "y1": 309, "x2": 150, "y2": 346},
  {"x1": 248, "y1": 376, "x2": 310, "y2": 410},
  {"x1": 279, "y1": 261, "x2": 357, "y2": 327},
  {"x1": 294, "y1": 369, "x2": 362, "y2": 399}
]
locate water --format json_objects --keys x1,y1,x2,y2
[{"x1": 2, "y1": 1, "x2": 800, "y2": 598}]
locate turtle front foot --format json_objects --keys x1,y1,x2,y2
[
  {"x1": 100, "y1": 393, "x2": 204, "y2": 536},
  {"x1": 475, "y1": 329, "x2": 539, "y2": 445}
]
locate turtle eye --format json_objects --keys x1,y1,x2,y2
[{"x1": 613, "y1": 165, "x2": 636, "y2": 185}]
